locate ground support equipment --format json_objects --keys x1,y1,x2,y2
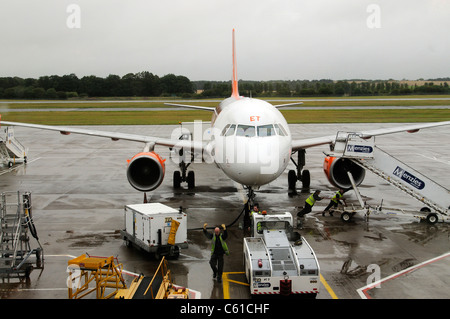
[{"x1": 0, "y1": 191, "x2": 43, "y2": 279}]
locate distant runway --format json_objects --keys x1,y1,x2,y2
[
  {"x1": 1, "y1": 97, "x2": 449, "y2": 112},
  {"x1": 1, "y1": 97, "x2": 450, "y2": 104},
  {"x1": 1, "y1": 105, "x2": 449, "y2": 112}
]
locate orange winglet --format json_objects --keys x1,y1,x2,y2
[{"x1": 231, "y1": 29, "x2": 240, "y2": 99}]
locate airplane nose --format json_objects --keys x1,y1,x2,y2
[
  {"x1": 228, "y1": 160, "x2": 282, "y2": 186},
  {"x1": 214, "y1": 135, "x2": 290, "y2": 187}
]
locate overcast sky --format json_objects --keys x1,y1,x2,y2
[{"x1": 0, "y1": 0, "x2": 449, "y2": 81}]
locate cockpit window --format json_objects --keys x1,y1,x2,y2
[
  {"x1": 224, "y1": 124, "x2": 236, "y2": 136},
  {"x1": 257, "y1": 124, "x2": 276, "y2": 137},
  {"x1": 236, "y1": 125, "x2": 255, "y2": 137},
  {"x1": 222, "y1": 124, "x2": 286, "y2": 137},
  {"x1": 274, "y1": 123, "x2": 288, "y2": 136},
  {"x1": 221, "y1": 124, "x2": 230, "y2": 136}
]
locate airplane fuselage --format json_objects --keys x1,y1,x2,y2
[{"x1": 210, "y1": 97, "x2": 292, "y2": 188}]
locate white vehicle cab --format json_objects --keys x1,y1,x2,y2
[{"x1": 243, "y1": 211, "x2": 320, "y2": 298}]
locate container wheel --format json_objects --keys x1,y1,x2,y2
[
  {"x1": 341, "y1": 211, "x2": 352, "y2": 222},
  {"x1": 169, "y1": 246, "x2": 180, "y2": 260},
  {"x1": 426, "y1": 213, "x2": 438, "y2": 224}
]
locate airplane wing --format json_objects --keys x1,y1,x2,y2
[
  {"x1": 291, "y1": 121, "x2": 450, "y2": 151},
  {"x1": 0, "y1": 119, "x2": 206, "y2": 151},
  {"x1": 273, "y1": 101, "x2": 303, "y2": 108},
  {"x1": 3, "y1": 117, "x2": 450, "y2": 153},
  {"x1": 164, "y1": 103, "x2": 216, "y2": 112},
  {"x1": 165, "y1": 101, "x2": 304, "y2": 110}
]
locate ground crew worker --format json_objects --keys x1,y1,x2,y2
[
  {"x1": 244, "y1": 203, "x2": 261, "y2": 233},
  {"x1": 256, "y1": 210, "x2": 267, "y2": 234},
  {"x1": 297, "y1": 190, "x2": 323, "y2": 217},
  {"x1": 249, "y1": 203, "x2": 261, "y2": 216},
  {"x1": 323, "y1": 189, "x2": 347, "y2": 216},
  {"x1": 203, "y1": 223, "x2": 229, "y2": 283}
]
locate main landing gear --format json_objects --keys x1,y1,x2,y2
[
  {"x1": 171, "y1": 134, "x2": 196, "y2": 189},
  {"x1": 288, "y1": 149, "x2": 310, "y2": 193},
  {"x1": 173, "y1": 161, "x2": 195, "y2": 189}
]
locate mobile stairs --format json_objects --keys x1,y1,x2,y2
[
  {"x1": 0, "y1": 126, "x2": 28, "y2": 167},
  {"x1": 326, "y1": 132, "x2": 450, "y2": 224},
  {"x1": 67, "y1": 254, "x2": 127, "y2": 299},
  {"x1": 0, "y1": 191, "x2": 43, "y2": 279}
]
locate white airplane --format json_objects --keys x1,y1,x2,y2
[{"x1": 2, "y1": 29, "x2": 450, "y2": 203}]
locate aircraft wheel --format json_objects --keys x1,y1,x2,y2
[
  {"x1": 173, "y1": 171, "x2": 181, "y2": 189},
  {"x1": 288, "y1": 170, "x2": 297, "y2": 190},
  {"x1": 301, "y1": 169, "x2": 310, "y2": 188},
  {"x1": 187, "y1": 171, "x2": 195, "y2": 189}
]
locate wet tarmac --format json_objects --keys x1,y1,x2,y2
[{"x1": 0, "y1": 123, "x2": 449, "y2": 300}]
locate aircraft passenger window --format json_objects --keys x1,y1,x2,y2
[
  {"x1": 274, "y1": 124, "x2": 287, "y2": 136},
  {"x1": 236, "y1": 125, "x2": 255, "y2": 137},
  {"x1": 257, "y1": 125, "x2": 276, "y2": 137},
  {"x1": 224, "y1": 124, "x2": 236, "y2": 136}
]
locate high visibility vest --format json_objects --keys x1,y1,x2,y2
[
  {"x1": 211, "y1": 234, "x2": 229, "y2": 256},
  {"x1": 331, "y1": 191, "x2": 343, "y2": 203},
  {"x1": 250, "y1": 210, "x2": 260, "y2": 216},
  {"x1": 257, "y1": 222, "x2": 262, "y2": 233},
  {"x1": 305, "y1": 194, "x2": 316, "y2": 206}
]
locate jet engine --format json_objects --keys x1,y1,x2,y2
[
  {"x1": 323, "y1": 156, "x2": 365, "y2": 189},
  {"x1": 127, "y1": 152, "x2": 166, "y2": 192}
]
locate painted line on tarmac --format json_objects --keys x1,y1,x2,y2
[
  {"x1": 320, "y1": 274, "x2": 338, "y2": 299},
  {"x1": 223, "y1": 272, "x2": 337, "y2": 299},
  {"x1": 418, "y1": 153, "x2": 450, "y2": 166},
  {"x1": 357, "y1": 250, "x2": 450, "y2": 299},
  {"x1": 223, "y1": 272, "x2": 248, "y2": 299},
  {"x1": 0, "y1": 157, "x2": 41, "y2": 176}
]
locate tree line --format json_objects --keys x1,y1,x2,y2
[
  {"x1": 0, "y1": 72, "x2": 194, "y2": 99},
  {"x1": 198, "y1": 79, "x2": 450, "y2": 97},
  {"x1": 0, "y1": 72, "x2": 448, "y2": 99}
]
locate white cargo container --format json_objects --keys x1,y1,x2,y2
[{"x1": 120, "y1": 203, "x2": 188, "y2": 259}]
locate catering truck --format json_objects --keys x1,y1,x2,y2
[
  {"x1": 120, "y1": 203, "x2": 188, "y2": 259},
  {"x1": 243, "y1": 211, "x2": 320, "y2": 298}
]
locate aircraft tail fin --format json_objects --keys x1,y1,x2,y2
[{"x1": 231, "y1": 29, "x2": 240, "y2": 99}]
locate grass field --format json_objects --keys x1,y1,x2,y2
[
  {"x1": 2, "y1": 109, "x2": 450, "y2": 125},
  {"x1": 0, "y1": 95, "x2": 449, "y2": 125},
  {"x1": 1, "y1": 95, "x2": 450, "y2": 109}
]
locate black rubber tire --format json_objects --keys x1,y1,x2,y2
[{"x1": 173, "y1": 171, "x2": 181, "y2": 188}]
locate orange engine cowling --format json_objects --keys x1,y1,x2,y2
[
  {"x1": 323, "y1": 156, "x2": 365, "y2": 189},
  {"x1": 127, "y1": 152, "x2": 166, "y2": 192}
]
